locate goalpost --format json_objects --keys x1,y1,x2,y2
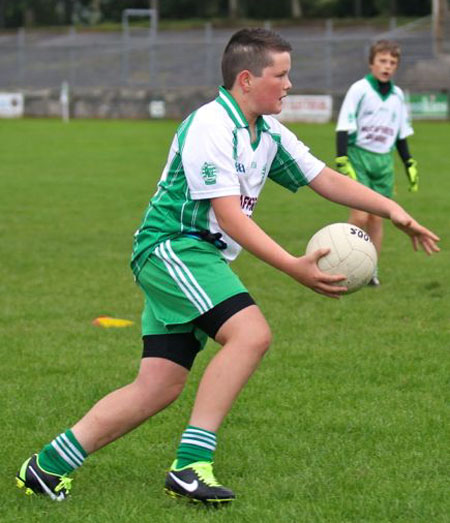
[
  {"x1": 121, "y1": 8, "x2": 158, "y2": 42},
  {"x1": 121, "y1": 8, "x2": 158, "y2": 85},
  {"x1": 431, "y1": 0, "x2": 449, "y2": 54}
]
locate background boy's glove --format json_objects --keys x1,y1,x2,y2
[
  {"x1": 405, "y1": 158, "x2": 419, "y2": 192},
  {"x1": 335, "y1": 156, "x2": 357, "y2": 180}
]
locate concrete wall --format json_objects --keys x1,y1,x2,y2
[{"x1": 23, "y1": 87, "x2": 218, "y2": 120}]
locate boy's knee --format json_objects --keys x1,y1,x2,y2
[
  {"x1": 215, "y1": 305, "x2": 272, "y2": 356},
  {"x1": 250, "y1": 324, "x2": 272, "y2": 356},
  {"x1": 158, "y1": 382, "x2": 185, "y2": 408},
  {"x1": 351, "y1": 216, "x2": 368, "y2": 229},
  {"x1": 261, "y1": 326, "x2": 273, "y2": 351},
  {"x1": 135, "y1": 376, "x2": 185, "y2": 414},
  {"x1": 134, "y1": 360, "x2": 188, "y2": 408}
]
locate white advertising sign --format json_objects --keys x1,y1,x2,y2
[
  {"x1": 277, "y1": 95, "x2": 332, "y2": 123},
  {"x1": 0, "y1": 92, "x2": 24, "y2": 118},
  {"x1": 149, "y1": 100, "x2": 166, "y2": 118}
]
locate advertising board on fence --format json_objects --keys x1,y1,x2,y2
[
  {"x1": 149, "y1": 100, "x2": 166, "y2": 118},
  {"x1": 276, "y1": 95, "x2": 333, "y2": 123},
  {"x1": 407, "y1": 93, "x2": 448, "y2": 120},
  {"x1": 0, "y1": 92, "x2": 24, "y2": 118}
]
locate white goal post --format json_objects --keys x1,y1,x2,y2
[
  {"x1": 122, "y1": 8, "x2": 158, "y2": 41},
  {"x1": 121, "y1": 8, "x2": 159, "y2": 85}
]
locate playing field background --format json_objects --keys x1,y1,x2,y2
[{"x1": 1, "y1": 118, "x2": 449, "y2": 522}]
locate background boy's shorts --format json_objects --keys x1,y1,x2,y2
[
  {"x1": 135, "y1": 236, "x2": 251, "y2": 367},
  {"x1": 348, "y1": 145, "x2": 394, "y2": 198}
]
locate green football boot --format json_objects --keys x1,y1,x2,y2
[
  {"x1": 165, "y1": 461, "x2": 235, "y2": 505},
  {"x1": 16, "y1": 454, "x2": 72, "y2": 501}
]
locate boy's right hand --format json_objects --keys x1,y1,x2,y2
[
  {"x1": 284, "y1": 249, "x2": 347, "y2": 299},
  {"x1": 335, "y1": 156, "x2": 357, "y2": 181},
  {"x1": 389, "y1": 208, "x2": 440, "y2": 254}
]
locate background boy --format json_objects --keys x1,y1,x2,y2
[
  {"x1": 335, "y1": 40, "x2": 419, "y2": 286},
  {"x1": 16, "y1": 29, "x2": 438, "y2": 506}
]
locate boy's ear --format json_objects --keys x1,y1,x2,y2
[{"x1": 236, "y1": 70, "x2": 252, "y2": 92}]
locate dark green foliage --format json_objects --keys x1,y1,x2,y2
[{"x1": 0, "y1": 0, "x2": 434, "y2": 28}]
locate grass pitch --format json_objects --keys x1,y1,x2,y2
[{"x1": 1, "y1": 118, "x2": 449, "y2": 522}]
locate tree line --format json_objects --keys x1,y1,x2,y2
[{"x1": 0, "y1": 0, "x2": 432, "y2": 29}]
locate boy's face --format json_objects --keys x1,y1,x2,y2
[
  {"x1": 370, "y1": 51, "x2": 399, "y2": 82},
  {"x1": 248, "y1": 51, "x2": 292, "y2": 115}
]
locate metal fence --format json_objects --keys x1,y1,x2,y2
[{"x1": 0, "y1": 17, "x2": 448, "y2": 94}]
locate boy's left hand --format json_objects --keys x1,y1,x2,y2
[
  {"x1": 335, "y1": 156, "x2": 357, "y2": 180},
  {"x1": 405, "y1": 158, "x2": 419, "y2": 192},
  {"x1": 390, "y1": 209, "x2": 440, "y2": 254}
]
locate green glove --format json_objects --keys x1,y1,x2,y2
[
  {"x1": 405, "y1": 158, "x2": 419, "y2": 192},
  {"x1": 335, "y1": 156, "x2": 357, "y2": 181}
]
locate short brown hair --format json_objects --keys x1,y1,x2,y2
[
  {"x1": 221, "y1": 28, "x2": 292, "y2": 90},
  {"x1": 369, "y1": 40, "x2": 401, "y2": 64}
]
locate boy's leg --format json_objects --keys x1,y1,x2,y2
[
  {"x1": 349, "y1": 209, "x2": 383, "y2": 255},
  {"x1": 71, "y1": 357, "x2": 188, "y2": 453},
  {"x1": 348, "y1": 209, "x2": 382, "y2": 285},
  {"x1": 17, "y1": 238, "x2": 209, "y2": 501},
  {"x1": 348, "y1": 148, "x2": 393, "y2": 286},
  {"x1": 348, "y1": 146, "x2": 392, "y2": 258},
  {"x1": 347, "y1": 146, "x2": 375, "y2": 244},
  {"x1": 189, "y1": 305, "x2": 271, "y2": 431},
  {"x1": 17, "y1": 237, "x2": 248, "y2": 502},
  {"x1": 364, "y1": 152, "x2": 393, "y2": 260},
  {"x1": 366, "y1": 214, "x2": 383, "y2": 285},
  {"x1": 348, "y1": 208, "x2": 370, "y2": 234},
  {"x1": 165, "y1": 303, "x2": 271, "y2": 504},
  {"x1": 16, "y1": 356, "x2": 190, "y2": 499},
  {"x1": 366, "y1": 214, "x2": 383, "y2": 256}
]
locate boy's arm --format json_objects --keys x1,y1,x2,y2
[
  {"x1": 211, "y1": 196, "x2": 347, "y2": 298},
  {"x1": 396, "y1": 86, "x2": 417, "y2": 191},
  {"x1": 336, "y1": 131, "x2": 348, "y2": 157},
  {"x1": 309, "y1": 167, "x2": 439, "y2": 254}
]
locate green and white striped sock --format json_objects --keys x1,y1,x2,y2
[
  {"x1": 38, "y1": 429, "x2": 87, "y2": 475},
  {"x1": 175, "y1": 425, "x2": 217, "y2": 469}
]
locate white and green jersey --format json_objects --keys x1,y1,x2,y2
[
  {"x1": 336, "y1": 74, "x2": 413, "y2": 154},
  {"x1": 131, "y1": 86, "x2": 325, "y2": 274}
]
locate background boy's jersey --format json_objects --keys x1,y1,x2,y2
[
  {"x1": 131, "y1": 87, "x2": 324, "y2": 274},
  {"x1": 336, "y1": 74, "x2": 413, "y2": 154}
]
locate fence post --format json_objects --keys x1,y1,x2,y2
[
  {"x1": 69, "y1": 26, "x2": 77, "y2": 87},
  {"x1": 325, "y1": 19, "x2": 333, "y2": 92},
  {"x1": 204, "y1": 22, "x2": 214, "y2": 87},
  {"x1": 17, "y1": 27, "x2": 25, "y2": 86},
  {"x1": 149, "y1": 20, "x2": 157, "y2": 88},
  {"x1": 121, "y1": 11, "x2": 129, "y2": 85},
  {"x1": 432, "y1": 0, "x2": 446, "y2": 55}
]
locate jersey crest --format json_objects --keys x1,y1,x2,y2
[{"x1": 201, "y1": 162, "x2": 218, "y2": 185}]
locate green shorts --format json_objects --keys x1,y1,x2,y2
[
  {"x1": 348, "y1": 146, "x2": 394, "y2": 198},
  {"x1": 135, "y1": 236, "x2": 249, "y2": 351}
]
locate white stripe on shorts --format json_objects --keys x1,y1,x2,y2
[
  {"x1": 154, "y1": 243, "x2": 209, "y2": 314},
  {"x1": 164, "y1": 240, "x2": 214, "y2": 309}
]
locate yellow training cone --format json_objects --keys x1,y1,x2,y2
[{"x1": 92, "y1": 316, "x2": 134, "y2": 328}]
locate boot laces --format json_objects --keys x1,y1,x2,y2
[
  {"x1": 54, "y1": 476, "x2": 73, "y2": 493},
  {"x1": 193, "y1": 462, "x2": 221, "y2": 487}
]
